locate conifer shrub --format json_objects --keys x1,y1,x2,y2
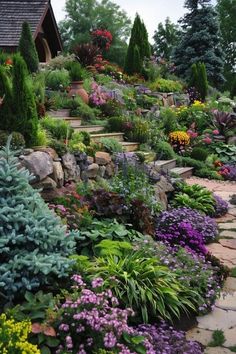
[
  {"x1": 19, "y1": 22, "x2": 39, "y2": 73},
  {"x1": 0, "y1": 140, "x2": 76, "y2": 303},
  {"x1": 190, "y1": 62, "x2": 208, "y2": 101},
  {"x1": 0, "y1": 66, "x2": 14, "y2": 131},
  {"x1": 12, "y1": 54, "x2": 38, "y2": 146}
]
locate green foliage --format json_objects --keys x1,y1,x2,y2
[
  {"x1": 195, "y1": 168, "x2": 223, "y2": 180},
  {"x1": 12, "y1": 54, "x2": 38, "y2": 146},
  {"x1": 76, "y1": 219, "x2": 143, "y2": 256},
  {"x1": 0, "y1": 130, "x2": 25, "y2": 150},
  {"x1": 68, "y1": 131, "x2": 86, "y2": 152},
  {"x1": 60, "y1": 0, "x2": 131, "y2": 66},
  {"x1": 172, "y1": 183, "x2": 216, "y2": 215},
  {"x1": 0, "y1": 66, "x2": 14, "y2": 131},
  {"x1": 174, "y1": 0, "x2": 224, "y2": 86},
  {"x1": 124, "y1": 14, "x2": 150, "y2": 75},
  {"x1": 111, "y1": 164, "x2": 161, "y2": 214},
  {"x1": 41, "y1": 116, "x2": 73, "y2": 141},
  {"x1": 69, "y1": 96, "x2": 100, "y2": 120},
  {"x1": 100, "y1": 137, "x2": 123, "y2": 153},
  {"x1": 0, "y1": 140, "x2": 76, "y2": 303},
  {"x1": 45, "y1": 69, "x2": 70, "y2": 90},
  {"x1": 208, "y1": 330, "x2": 225, "y2": 347},
  {"x1": 177, "y1": 156, "x2": 206, "y2": 170},
  {"x1": 82, "y1": 243, "x2": 197, "y2": 322},
  {"x1": 19, "y1": 22, "x2": 39, "y2": 73},
  {"x1": 231, "y1": 267, "x2": 236, "y2": 277},
  {"x1": 213, "y1": 144, "x2": 236, "y2": 164},
  {"x1": 107, "y1": 116, "x2": 124, "y2": 132},
  {"x1": 149, "y1": 78, "x2": 183, "y2": 92},
  {"x1": 34, "y1": 128, "x2": 49, "y2": 147},
  {"x1": 66, "y1": 61, "x2": 88, "y2": 81},
  {"x1": 154, "y1": 140, "x2": 176, "y2": 160},
  {"x1": 153, "y1": 17, "x2": 180, "y2": 60},
  {"x1": 217, "y1": 0, "x2": 236, "y2": 90},
  {"x1": 127, "y1": 117, "x2": 150, "y2": 143},
  {"x1": 191, "y1": 147, "x2": 209, "y2": 161},
  {"x1": 159, "y1": 108, "x2": 178, "y2": 135},
  {"x1": 190, "y1": 62, "x2": 208, "y2": 101}
]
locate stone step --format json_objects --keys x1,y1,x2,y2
[
  {"x1": 149, "y1": 159, "x2": 177, "y2": 173},
  {"x1": 91, "y1": 132, "x2": 124, "y2": 143},
  {"x1": 170, "y1": 167, "x2": 193, "y2": 179},
  {"x1": 74, "y1": 125, "x2": 105, "y2": 133},
  {"x1": 121, "y1": 142, "x2": 140, "y2": 152}
]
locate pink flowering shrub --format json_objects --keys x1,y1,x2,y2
[
  {"x1": 90, "y1": 82, "x2": 110, "y2": 106},
  {"x1": 55, "y1": 275, "x2": 155, "y2": 354}
]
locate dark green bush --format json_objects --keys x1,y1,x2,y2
[
  {"x1": 0, "y1": 66, "x2": 14, "y2": 131},
  {"x1": 195, "y1": 168, "x2": 223, "y2": 180},
  {"x1": 107, "y1": 116, "x2": 124, "y2": 132},
  {"x1": 154, "y1": 141, "x2": 176, "y2": 160},
  {"x1": 177, "y1": 156, "x2": 205, "y2": 170},
  {"x1": 191, "y1": 147, "x2": 209, "y2": 161},
  {"x1": 45, "y1": 69, "x2": 70, "y2": 91},
  {"x1": 41, "y1": 116, "x2": 73, "y2": 141}
]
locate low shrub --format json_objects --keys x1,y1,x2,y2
[
  {"x1": 45, "y1": 69, "x2": 70, "y2": 90},
  {"x1": 0, "y1": 130, "x2": 25, "y2": 149},
  {"x1": 137, "y1": 239, "x2": 223, "y2": 313},
  {"x1": 211, "y1": 194, "x2": 229, "y2": 217},
  {"x1": 195, "y1": 168, "x2": 223, "y2": 180},
  {"x1": 159, "y1": 107, "x2": 178, "y2": 135},
  {"x1": 136, "y1": 322, "x2": 202, "y2": 354},
  {"x1": 54, "y1": 275, "x2": 152, "y2": 353},
  {"x1": 106, "y1": 116, "x2": 124, "y2": 132},
  {"x1": 191, "y1": 147, "x2": 209, "y2": 161},
  {"x1": 154, "y1": 140, "x2": 176, "y2": 160},
  {"x1": 156, "y1": 207, "x2": 218, "y2": 244},
  {"x1": 0, "y1": 314, "x2": 40, "y2": 354},
  {"x1": 149, "y1": 78, "x2": 183, "y2": 92},
  {"x1": 100, "y1": 137, "x2": 123, "y2": 153},
  {"x1": 41, "y1": 116, "x2": 73, "y2": 141}
]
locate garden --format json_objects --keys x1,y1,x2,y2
[{"x1": 0, "y1": 0, "x2": 236, "y2": 353}]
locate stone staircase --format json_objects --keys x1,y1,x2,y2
[{"x1": 149, "y1": 159, "x2": 193, "y2": 179}]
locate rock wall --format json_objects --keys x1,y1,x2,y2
[{"x1": 18, "y1": 148, "x2": 115, "y2": 200}]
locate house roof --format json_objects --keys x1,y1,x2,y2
[{"x1": 0, "y1": 0, "x2": 62, "y2": 49}]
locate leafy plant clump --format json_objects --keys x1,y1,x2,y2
[
  {"x1": 0, "y1": 141, "x2": 77, "y2": 302},
  {"x1": 172, "y1": 183, "x2": 216, "y2": 215},
  {"x1": 79, "y1": 242, "x2": 198, "y2": 323},
  {"x1": 0, "y1": 314, "x2": 40, "y2": 354}
]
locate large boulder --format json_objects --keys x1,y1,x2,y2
[
  {"x1": 95, "y1": 151, "x2": 112, "y2": 165},
  {"x1": 62, "y1": 153, "x2": 80, "y2": 182},
  {"x1": 52, "y1": 161, "x2": 64, "y2": 188},
  {"x1": 21, "y1": 151, "x2": 53, "y2": 182}
]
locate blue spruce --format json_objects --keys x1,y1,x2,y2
[{"x1": 0, "y1": 139, "x2": 77, "y2": 304}]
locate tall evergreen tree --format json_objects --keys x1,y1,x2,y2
[
  {"x1": 174, "y1": 0, "x2": 224, "y2": 87},
  {"x1": 124, "y1": 14, "x2": 150, "y2": 75},
  {"x1": 0, "y1": 67, "x2": 14, "y2": 131},
  {"x1": 217, "y1": 0, "x2": 236, "y2": 89},
  {"x1": 12, "y1": 54, "x2": 38, "y2": 146},
  {"x1": 19, "y1": 22, "x2": 39, "y2": 73},
  {"x1": 153, "y1": 17, "x2": 180, "y2": 60}
]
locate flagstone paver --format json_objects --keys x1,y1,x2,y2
[
  {"x1": 219, "y1": 230, "x2": 236, "y2": 239},
  {"x1": 219, "y1": 239, "x2": 236, "y2": 249},
  {"x1": 204, "y1": 347, "x2": 233, "y2": 354},
  {"x1": 218, "y1": 222, "x2": 236, "y2": 230},
  {"x1": 186, "y1": 179, "x2": 236, "y2": 353}
]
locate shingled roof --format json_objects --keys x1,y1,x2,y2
[{"x1": 0, "y1": 0, "x2": 61, "y2": 48}]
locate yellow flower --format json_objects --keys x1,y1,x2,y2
[{"x1": 169, "y1": 131, "x2": 190, "y2": 146}]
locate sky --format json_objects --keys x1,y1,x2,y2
[{"x1": 51, "y1": 0, "x2": 216, "y2": 40}]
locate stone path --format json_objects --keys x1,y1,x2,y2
[{"x1": 186, "y1": 178, "x2": 236, "y2": 353}]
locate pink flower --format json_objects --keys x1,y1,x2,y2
[
  {"x1": 212, "y1": 129, "x2": 219, "y2": 135},
  {"x1": 202, "y1": 137, "x2": 212, "y2": 144}
]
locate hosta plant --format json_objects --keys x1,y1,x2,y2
[{"x1": 172, "y1": 183, "x2": 216, "y2": 215}]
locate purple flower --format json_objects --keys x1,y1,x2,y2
[
  {"x1": 211, "y1": 194, "x2": 228, "y2": 217},
  {"x1": 91, "y1": 277, "x2": 104, "y2": 288}
]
